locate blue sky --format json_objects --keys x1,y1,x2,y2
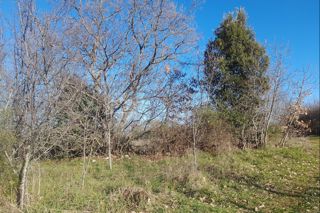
[
  {"x1": 190, "y1": 0, "x2": 319, "y2": 103},
  {"x1": 0, "y1": 0, "x2": 319, "y2": 102}
]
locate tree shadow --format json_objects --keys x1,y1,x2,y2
[
  {"x1": 207, "y1": 165, "x2": 320, "y2": 198},
  {"x1": 205, "y1": 165, "x2": 320, "y2": 211},
  {"x1": 226, "y1": 199, "x2": 256, "y2": 212}
]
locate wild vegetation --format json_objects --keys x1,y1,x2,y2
[
  {"x1": 0, "y1": 137, "x2": 319, "y2": 212},
  {"x1": 0, "y1": 0, "x2": 318, "y2": 212}
]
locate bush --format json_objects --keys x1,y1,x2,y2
[
  {"x1": 139, "y1": 123, "x2": 191, "y2": 155},
  {"x1": 0, "y1": 130, "x2": 18, "y2": 198},
  {"x1": 132, "y1": 108, "x2": 235, "y2": 156},
  {"x1": 300, "y1": 102, "x2": 320, "y2": 135},
  {"x1": 194, "y1": 107, "x2": 235, "y2": 154}
]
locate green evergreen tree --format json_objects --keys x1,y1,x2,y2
[{"x1": 204, "y1": 9, "x2": 269, "y2": 145}]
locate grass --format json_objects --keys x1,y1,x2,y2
[{"x1": 2, "y1": 136, "x2": 320, "y2": 212}]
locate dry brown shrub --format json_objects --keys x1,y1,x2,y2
[
  {"x1": 299, "y1": 102, "x2": 320, "y2": 135},
  {"x1": 109, "y1": 187, "x2": 152, "y2": 208}
]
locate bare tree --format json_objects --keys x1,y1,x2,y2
[
  {"x1": 260, "y1": 46, "x2": 289, "y2": 146},
  {"x1": 66, "y1": 0, "x2": 197, "y2": 169},
  {"x1": 10, "y1": 1, "x2": 71, "y2": 208},
  {"x1": 278, "y1": 70, "x2": 311, "y2": 146},
  {"x1": 190, "y1": 59, "x2": 205, "y2": 171}
]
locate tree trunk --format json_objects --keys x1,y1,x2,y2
[
  {"x1": 260, "y1": 131, "x2": 266, "y2": 148},
  {"x1": 81, "y1": 141, "x2": 87, "y2": 188},
  {"x1": 107, "y1": 126, "x2": 112, "y2": 170},
  {"x1": 17, "y1": 150, "x2": 31, "y2": 209},
  {"x1": 241, "y1": 124, "x2": 246, "y2": 149},
  {"x1": 279, "y1": 130, "x2": 289, "y2": 147},
  {"x1": 192, "y1": 118, "x2": 197, "y2": 171},
  {"x1": 279, "y1": 115, "x2": 295, "y2": 147},
  {"x1": 262, "y1": 94, "x2": 276, "y2": 146},
  {"x1": 103, "y1": 121, "x2": 113, "y2": 170},
  {"x1": 37, "y1": 162, "x2": 41, "y2": 197}
]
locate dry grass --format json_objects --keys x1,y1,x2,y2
[{"x1": 1, "y1": 137, "x2": 319, "y2": 212}]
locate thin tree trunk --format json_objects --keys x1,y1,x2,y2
[
  {"x1": 5, "y1": 151, "x2": 18, "y2": 175},
  {"x1": 263, "y1": 89, "x2": 277, "y2": 146},
  {"x1": 17, "y1": 150, "x2": 31, "y2": 209},
  {"x1": 192, "y1": 140, "x2": 197, "y2": 171},
  {"x1": 263, "y1": 111, "x2": 273, "y2": 146},
  {"x1": 31, "y1": 164, "x2": 35, "y2": 196},
  {"x1": 107, "y1": 126, "x2": 112, "y2": 170},
  {"x1": 192, "y1": 118, "x2": 197, "y2": 171},
  {"x1": 241, "y1": 124, "x2": 246, "y2": 149},
  {"x1": 37, "y1": 162, "x2": 41, "y2": 197},
  {"x1": 279, "y1": 131, "x2": 289, "y2": 147},
  {"x1": 81, "y1": 141, "x2": 86, "y2": 188},
  {"x1": 278, "y1": 114, "x2": 295, "y2": 147},
  {"x1": 102, "y1": 120, "x2": 112, "y2": 170}
]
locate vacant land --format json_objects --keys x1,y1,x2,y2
[{"x1": 1, "y1": 137, "x2": 319, "y2": 212}]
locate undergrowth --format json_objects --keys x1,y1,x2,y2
[{"x1": 1, "y1": 137, "x2": 319, "y2": 212}]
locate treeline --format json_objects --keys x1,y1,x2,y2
[{"x1": 0, "y1": 1, "x2": 317, "y2": 210}]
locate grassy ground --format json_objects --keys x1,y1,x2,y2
[{"x1": 2, "y1": 137, "x2": 320, "y2": 212}]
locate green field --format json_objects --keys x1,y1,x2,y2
[{"x1": 1, "y1": 137, "x2": 319, "y2": 212}]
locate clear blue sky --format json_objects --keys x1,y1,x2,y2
[
  {"x1": 191, "y1": 0, "x2": 319, "y2": 103},
  {"x1": 1, "y1": 0, "x2": 319, "y2": 102}
]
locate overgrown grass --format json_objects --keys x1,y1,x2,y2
[{"x1": 2, "y1": 137, "x2": 319, "y2": 212}]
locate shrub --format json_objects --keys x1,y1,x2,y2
[
  {"x1": 129, "y1": 108, "x2": 235, "y2": 156},
  {"x1": 0, "y1": 130, "x2": 17, "y2": 201},
  {"x1": 300, "y1": 102, "x2": 320, "y2": 135},
  {"x1": 194, "y1": 107, "x2": 235, "y2": 154}
]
